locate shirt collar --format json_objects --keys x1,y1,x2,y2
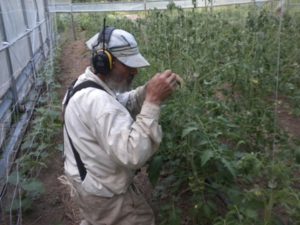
[{"x1": 82, "y1": 67, "x2": 117, "y2": 98}]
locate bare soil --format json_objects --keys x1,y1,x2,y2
[{"x1": 20, "y1": 34, "x2": 300, "y2": 225}]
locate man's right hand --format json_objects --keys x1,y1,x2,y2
[{"x1": 145, "y1": 70, "x2": 182, "y2": 105}]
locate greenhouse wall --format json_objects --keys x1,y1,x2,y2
[{"x1": 0, "y1": 0, "x2": 55, "y2": 186}]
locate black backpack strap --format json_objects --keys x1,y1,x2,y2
[
  {"x1": 65, "y1": 80, "x2": 106, "y2": 106},
  {"x1": 65, "y1": 125, "x2": 87, "y2": 181},
  {"x1": 64, "y1": 80, "x2": 107, "y2": 181}
]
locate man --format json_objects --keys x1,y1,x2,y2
[{"x1": 61, "y1": 27, "x2": 181, "y2": 225}]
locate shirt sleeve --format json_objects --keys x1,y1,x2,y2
[
  {"x1": 91, "y1": 99, "x2": 162, "y2": 170},
  {"x1": 116, "y1": 85, "x2": 146, "y2": 119}
]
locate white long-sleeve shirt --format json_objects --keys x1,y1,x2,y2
[{"x1": 63, "y1": 67, "x2": 162, "y2": 197}]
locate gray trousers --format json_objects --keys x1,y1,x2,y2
[{"x1": 60, "y1": 175, "x2": 155, "y2": 225}]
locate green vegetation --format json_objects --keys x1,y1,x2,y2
[
  {"x1": 146, "y1": 7, "x2": 300, "y2": 225},
  {"x1": 7, "y1": 51, "x2": 62, "y2": 213},
  {"x1": 56, "y1": 4, "x2": 300, "y2": 224}
]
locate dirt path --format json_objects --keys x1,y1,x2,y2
[
  {"x1": 22, "y1": 38, "x2": 90, "y2": 225},
  {"x1": 277, "y1": 97, "x2": 300, "y2": 140}
]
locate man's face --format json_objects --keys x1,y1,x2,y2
[{"x1": 106, "y1": 58, "x2": 138, "y2": 93}]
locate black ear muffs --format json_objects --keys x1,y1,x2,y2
[
  {"x1": 92, "y1": 26, "x2": 115, "y2": 76},
  {"x1": 92, "y1": 49, "x2": 113, "y2": 75}
]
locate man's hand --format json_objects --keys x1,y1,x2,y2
[{"x1": 145, "y1": 70, "x2": 182, "y2": 105}]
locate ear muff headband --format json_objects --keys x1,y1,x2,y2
[
  {"x1": 99, "y1": 26, "x2": 115, "y2": 47},
  {"x1": 103, "y1": 49, "x2": 113, "y2": 69}
]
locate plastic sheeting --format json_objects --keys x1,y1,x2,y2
[
  {"x1": 0, "y1": 0, "x2": 47, "y2": 98},
  {"x1": 24, "y1": 0, "x2": 38, "y2": 29},
  {"x1": 0, "y1": 0, "x2": 50, "y2": 151},
  {"x1": 1, "y1": 0, "x2": 26, "y2": 42},
  {"x1": 0, "y1": 52, "x2": 10, "y2": 98}
]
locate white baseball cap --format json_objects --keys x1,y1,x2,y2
[{"x1": 86, "y1": 29, "x2": 150, "y2": 68}]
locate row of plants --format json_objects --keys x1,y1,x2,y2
[
  {"x1": 150, "y1": 8, "x2": 300, "y2": 225},
  {"x1": 71, "y1": 5, "x2": 300, "y2": 224},
  {"x1": 6, "y1": 50, "x2": 62, "y2": 220},
  {"x1": 148, "y1": 7, "x2": 300, "y2": 225}
]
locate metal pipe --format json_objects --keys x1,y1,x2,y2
[
  {"x1": 0, "y1": 20, "x2": 46, "y2": 53},
  {"x1": 43, "y1": 0, "x2": 51, "y2": 53},
  {"x1": 33, "y1": 0, "x2": 46, "y2": 60},
  {"x1": 71, "y1": 4, "x2": 77, "y2": 41},
  {"x1": 20, "y1": 0, "x2": 38, "y2": 81},
  {"x1": 48, "y1": 0, "x2": 271, "y2": 13}
]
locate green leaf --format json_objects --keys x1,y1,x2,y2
[
  {"x1": 169, "y1": 203, "x2": 181, "y2": 225},
  {"x1": 7, "y1": 171, "x2": 21, "y2": 185},
  {"x1": 57, "y1": 144, "x2": 64, "y2": 152},
  {"x1": 148, "y1": 155, "x2": 163, "y2": 186},
  {"x1": 295, "y1": 147, "x2": 300, "y2": 164},
  {"x1": 37, "y1": 143, "x2": 50, "y2": 151},
  {"x1": 20, "y1": 198, "x2": 33, "y2": 211},
  {"x1": 201, "y1": 150, "x2": 214, "y2": 166},
  {"x1": 181, "y1": 126, "x2": 198, "y2": 138},
  {"x1": 244, "y1": 208, "x2": 257, "y2": 219},
  {"x1": 22, "y1": 179, "x2": 45, "y2": 195},
  {"x1": 267, "y1": 179, "x2": 277, "y2": 189},
  {"x1": 21, "y1": 140, "x2": 33, "y2": 150},
  {"x1": 236, "y1": 140, "x2": 246, "y2": 148},
  {"x1": 5, "y1": 198, "x2": 33, "y2": 212},
  {"x1": 221, "y1": 158, "x2": 236, "y2": 177}
]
